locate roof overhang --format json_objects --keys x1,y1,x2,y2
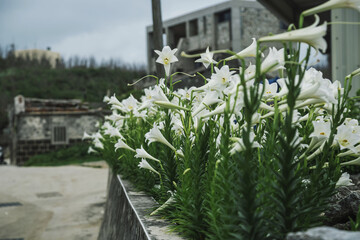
[{"x1": 258, "y1": 0, "x2": 330, "y2": 26}]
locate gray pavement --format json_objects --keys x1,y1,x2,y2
[{"x1": 0, "y1": 163, "x2": 108, "y2": 240}]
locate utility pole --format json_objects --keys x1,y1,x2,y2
[{"x1": 151, "y1": 0, "x2": 164, "y2": 76}]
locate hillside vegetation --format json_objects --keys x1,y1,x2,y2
[{"x1": 0, "y1": 46, "x2": 146, "y2": 130}]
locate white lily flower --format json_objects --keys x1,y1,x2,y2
[
  {"x1": 305, "y1": 118, "x2": 332, "y2": 153},
  {"x1": 155, "y1": 46, "x2": 178, "y2": 76},
  {"x1": 135, "y1": 145, "x2": 161, "y2": 162},
  {"x1": 335, "y1": 172, "x2": 354, "y2": 187},
  {"x1": 330, "y1": 80, "x2": 343, "y2": 99},
  {"x1": 192, "y1": 91, "x2": 221, "y2": 116},
  {"x1": 310, "y1": 119, "x2": 331, "y2": 139},
  {"x1": 260, "y1": 47, "x2": 285, "y2": 75},
  {"x1": 303, "y1": 0, "x2": 360, "y2": 16},
  {"x1": 94, "y1": 132, "x2": 104, "y2": 140},
  {"x1": 260, "y1": 15, "x2": 327, "y2": 53},
  {"x1": 171, "y1": 116, "x2": 184, "y2": 136},
  {"x1": 176, "y1": 87, "x2": 196, "y2": 100},
  {"x1": 115, "y1": 139, "x2": 135, "y2": 152},
  {"x1": 87, "y1": 146, "x2": 98, "y2": 154},
  {"x1": 103, "y1": 95, "x2": 110, "y2": 103},
  {"x1": 201, "y1": 93, "x2": 244, "y2": 119},
  {"x1": 93, "y1": 138, "x2": 104, "y2": 149},
  {"x1": 262, "y1": 79, "x2": 278, "y2": 99},
  {"x1": 108, "y1": 94, "x2": 123, "y2": 107},
  {"x1": 138, "y1": 159, "x2": 160, "y2": 175},
  {"x1": 195, "y1": 47, "x2": 217, "y2": 68},
  {"x1": 152, "y1": 85, "x2": 170, "y2": 102},
  {"x1": 226, "y1": 38, "x2": 259, "y2": 60},
  {"x1": 121, "y1": 94, "x2": 139, "y2": 113},
  {"x1": 207, "y1": 65, "x2": 236, "y2": 91},
  {"x1": 105, "y1": 111, "x2": 128, "y2": 122},
  {"x1": 229, "y1": 132, "x2": 261, "y2": 155},
  {"x1": 145, "y1": 124, "x2": 176, "y2": 151},
  {"x1": 344, "y1": 118, "x2": 359, "y2": 127},
  {"x1": 103, "y1": 123, "x2": 124, "y2": 139},
  {"x1": 82, "y1": 131, "x2": 93, "y2": 140},
  {"x1": 335, "y1": 124, "x2": 360, "y2": 153}
]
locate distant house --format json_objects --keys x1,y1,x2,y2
[
  {"x1": 14, "y1": 49, "x2": 61, "y2": 68},
  {"x1": 146, "y1": 0, "x2": 284, "y2": 77},
  {"x1": 8, "y1": 95, "x2": 104, "y2": 165}
]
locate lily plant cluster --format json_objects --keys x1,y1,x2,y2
[{"x1": 87, "y1": 1, "x2": 360, "y2": 239}]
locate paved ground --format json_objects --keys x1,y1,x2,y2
[{"x1": 0, "y1": 162, "x2": 108, "y2": 240}]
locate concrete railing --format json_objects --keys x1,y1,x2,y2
[{"x1": 98, "y1": 169, "x2": 184, "y2": 240}]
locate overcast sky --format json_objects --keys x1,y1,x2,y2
[{"x1": 0, "y1": 0, "x2": 229, "y2": 66}]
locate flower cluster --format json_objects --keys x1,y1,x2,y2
[{"x1": 88, "y1": 1, "x2": 360, "y2": 238}]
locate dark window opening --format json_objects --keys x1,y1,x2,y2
[
  {"x1": 189, "y1": 19, "x2": 199, "y2": 36},
  {"x1": 52, "y1": 126, "x2": 67, "y2": 144},
  {"x1": 217, "y1": 9, "x2": 231, "y2": 23}
]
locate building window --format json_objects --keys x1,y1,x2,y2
[
  {"x1": 189, "y1": 19, "x2": 199, "y2": 36},
  {"x1": 52, "y1": 126, "x2": 67, "y2": 144},
  {"x1": 217, "y1": 9, "x2": 231, "y2": 23}
]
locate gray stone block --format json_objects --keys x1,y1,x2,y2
[{"x1": 286, "y1": 226, "x2": 360, "y2": 240}]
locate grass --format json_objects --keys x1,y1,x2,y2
[{"x1": 24, "y1": 142, "x2": 101, "y2": 167}]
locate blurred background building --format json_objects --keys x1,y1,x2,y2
[
  {"x1": 146, "y1": 0, "x2": 284, "y2": 81},
  {"x1": 259, "y1": 0, "x2": 360, "y2": 96},
  {"x1": 8, "y1": 95, "x2": 104, "y2": 165}
]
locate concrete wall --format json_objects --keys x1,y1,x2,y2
[{"x1": 98, "y1": 170, "x2": 184, "y2": 240}]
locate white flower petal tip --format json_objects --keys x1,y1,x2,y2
[
  {"x1": 225, "y1": 38, "x2": 261, "y2": 60},
  {"x1": 145, "y1": 125, "x2": 177, "y2": 151},
  {"x1": 259, "y1": 15, "x2": 327, "y2": 53},
  {"x1": 135, "y1": 146, "x2": 161, "y2": 162},
  {"x1": 138, "y1": 159, "x2": 160, "y2": 175},
  {"x1": 114, "y1": 139, "x2": 135, "y2": 152}
]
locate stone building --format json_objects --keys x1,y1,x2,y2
[
  {"x1": 9, "y1": 95, "x2": 104, "y2": 165},
  {"x1": 146, "y1": 0, "x2": 284, "y2": 75}
]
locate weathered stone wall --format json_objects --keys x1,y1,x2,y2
[
  {"x1": 16, "y1": 139, "x2": 82, "y2": 165},
  {"x1": 17, "y1": 114, "x2": 101, "y2": 140},
  {"x1": 240, "y1": 7, "x2": 284, "y2": 49},
  {"x1": 14, "y1": 113, "x2": 102, "y2": 165}
]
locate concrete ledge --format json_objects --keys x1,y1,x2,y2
[{"x1": 98, "y1": 170, "x2": 184, "y2": 240}]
